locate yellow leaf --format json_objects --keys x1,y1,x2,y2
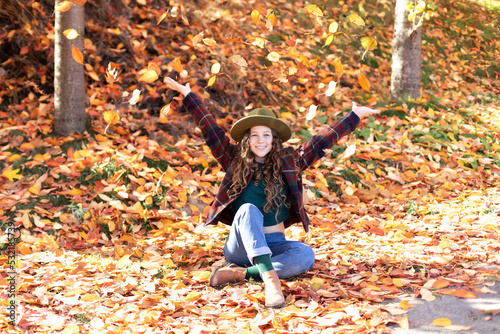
[
  {"x1": 348, "y1": 14, "x2": 365, "y2": 26},
  {"x1": 185, "y1": 291, "x2": 201, "y2": 302},
  {"x1": 211, "y1": 62, "x2": 221, "y2": 74},
  {"x1": 267, "y1": 51, "x2": 280, "y2": 62},
  {"x1": 61, "y1": 324, "x2": 80, "y2": 334},
  {"x1": 432, "y1": 318, "x2": 452, "y2": 327},
  {"x1": 305, "y1": 4, "x2": 323, "y2": 17},
  {"x1": 333, "y1": 58, "x2": 343, "y2": 74},
  {"x1": 359, "y1": 73, "x2": 370, "y2": 91},
  {"x1": 81, "y1": 293, "x2": 100, "y2": 302},
  {"x1": 103, "y1": 110, "x2": 119, "y2": 125},
  {"x1": 116, "y1": 254, "x2": 131, "y2": 268},
  {"x1": 361, "y1": 36, "x2": 377, "y2": 50},
  {"x1": 148, "y1": 62, "x2": 161, "y2": 75},
  {"x1": 300, "y1": 54, "x2": 310, "y2": 67},
  {"x1": 72, "y1": 45, "x2": 84, "y2": 64},
  {"x1": 325, "y1": 34, "x2": 334, "y2": 46},
  {"x1": 157, "y1": 11, "x2": 168, "y2": 25},
  {"x1": 70, "y1": 188, "x2": 83, "y2": 196},
  {"x1": 207, "y1": 75, "x2": 216, "y2": 87},
  {"x1": 29, "y1": 185, "x2": 40, "y2": 195},
  {"x1": 329, "y1": 21, "x2": 339, "y2": 33},
  {"x1": 139, "y1": 70, "x2": 158, "y2": 83},
  {"x1": 63, "y1": 29, "x2": 79, "y2": 40},
  {"x1": 251, "y1": 10, "x2": 260, "y2": 24},
  {"x1": 399, "y1": 300, "x2": 413, "y2": 310},
  {"x1": 18, "y1": 243, "x2": 32, "y2": 255},
  {"x1": 399, "y1": 315, "x2": 409, "y2": 329},
  {"x1": 2, "y1": 168, "x2": 23, "y2": 182},
  {"x1": 172, "y1": 57, "x2": 183, "y2": 72},
  {"x1": 65, "y1": 288, "x2": 85, "y2": 297},
  {"x1": 54, "y1": 1, "x2": 73, "y2": 13},
  {"x1": 393, "y1": 278, "x2": 404, "y2": 287},
  {"x1": 202, "y1": 38, "x2": 217, "y2": 46}
]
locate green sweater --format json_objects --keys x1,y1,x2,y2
[{"x1": 231, "y1": 171, "x2": 290, "y2": 227}]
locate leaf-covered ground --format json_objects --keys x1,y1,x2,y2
[{"x1": 1, "y1": 0, "x2": 500, "y2": 333}]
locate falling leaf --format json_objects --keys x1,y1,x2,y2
[
  {"x1": 159, "y1": 103, "x2": 171, "y2": 121},
  {"x1": 231, "y1": 55, "x2": 247, "y2": 67},
  {"x1": 359, "y1": 73, "x2": 370, "y2": 91},
  {"x1": 139, "y1": 69, "x2": 158, "y2": 83},
  {"x1": 63, "y1": 29, "x2": 79, "y2": 40},
  {"x1": 72, "y1": 45, "x2": 83, "y2": 64},
  {"x1": 306, "y1": 104, "x2": 317, "y2": 120},
  {"x1": 157, "y1": 11, "x2": 168, "y2": 25},
  {"x1": 325, "y1": 35, "x2": 334, "y2": 46},
  {"x1": 192, "y1": 32, "x2": 204, "y2": 46},
  {"x1": 348, "y1": 14, "x2": 365, "y2": 26},
  {"x1": 325, "y1": 80, "x2": 337, "y2": 96},
  {"x1": 251, "y1": 10, "x2": 260, "y2": 24},
  {"x1": 54, "y1": 1, "x2": 73, "y2": 13},
  {"x1": 202, "y1": 38, "x2": 217, "y2": 46},
  {"x1": 329, "y1": 21, "x2": 339, "y2": 33},
  {"x1": 172, "y1": 57, "x2": 183, "y2": 72},
  {"x1": 207, "y1": 75, "x2": 216, "y2": 87},
  {"x1": 129, "y1": 89, "x2": 141, "y2": 105},
  {"x1": 344, "y1": 143, "x2": 356, "y2": 159},
  {"x1": 267, "y1": 51, "x2": 280, "y2": 62},
  {"x1": 333, "y1": 58, "x2": 344, "y2": 74},
  {"x1": 211, "y1": 62, "x2": 221, "y2": 74},
  {"x1": 267, "y1": 12, "x2": 278, "y2": 26},
  {"x1": 305, "y1": 4, "x2": 323, "y2": 17},
  {"x1": 431, "y1": 318, "x2": 452, "y2": 327},
  {"x1": 361, "y1": 36, "x2": 378, "y2": 50}
]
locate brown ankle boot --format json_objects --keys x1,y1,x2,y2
[
  {"x1": 261, "y1": 270, "x2": 285, "y2": 308},
  {"x1": 209, "y1": 266, "x2": 246, "y2": 287}
]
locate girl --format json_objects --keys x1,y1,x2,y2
[{"x1": 165, "y1": 77, "x2": 380, "y2": 307}]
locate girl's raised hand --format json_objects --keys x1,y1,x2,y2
[
  {"x1": 352, "y1": 102, "x2": 380, "y2": 118},
  {"x1": 165, "y1": 77, "x2": 191, "y2": 97}
]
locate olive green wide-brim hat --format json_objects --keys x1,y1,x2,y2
[{"x1": 230, "y1": 108, "x2": 292, "y2": 143}]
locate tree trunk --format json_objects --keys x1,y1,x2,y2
[
  {"x1": 54, "y1": 1, "x2": 87, "y2": 136},
  {"x1": 390, "y1": 0, "x2": 422, "y2": 100}
]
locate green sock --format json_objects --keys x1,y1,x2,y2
[{"x1": 245, "y1": 254, "x2": 274, "y2": 280}]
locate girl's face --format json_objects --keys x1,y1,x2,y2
[{"x1": 249, "y1": 125, "x2": 273, "y2": 162}]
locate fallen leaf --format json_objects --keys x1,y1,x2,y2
[{"x1": 431, "y1": 318, "x2": 452, "y2": 327}]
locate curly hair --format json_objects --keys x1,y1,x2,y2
[{"x1": 227, "y1": 129, "x2": 291, "y2": 220}]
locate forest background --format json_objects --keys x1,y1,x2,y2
[{"x1": 0, "y1": 0, "x2": 499, "y2": 333}]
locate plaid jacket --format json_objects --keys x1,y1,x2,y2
[{"x1": 183, "y1": 92, "x2": 360, "y2": 232}]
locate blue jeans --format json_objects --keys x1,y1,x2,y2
[{"x1": 223, "y1": 203, "x2": 315, "y2": 279}]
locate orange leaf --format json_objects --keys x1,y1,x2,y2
[
  {"x1": 20, "y1": 46, "x2": 29, "y2": 55},
  {"x1": 451, "y1": 289, "x2": 477, "y2": 299},
  {"x1": 192, "y1": 32, "x2": 204, "y2": 46},
  {"x1": 431, "y1": 318, "x2": 452, "y2": 327},
  {"x1": 159, "y1": 103, "x2": 171, "y2": 122},
  {"x1": 251, "y1": 10, "x2": 260, "y2": 24},
  {"x1": 157, "y1": 11, "x2": 168, "y2": 25},
  {"x1": 359, "y1": 73, "x2": 370, "y2": 91},
  {"x1": 399, "y1": 300, "x2": 413, "y2": 310},
  {"x1": 72, "y1": 45, "x2": 83, "y2": 64},
  {"x1": 172, "y1": 57, "x2": 183, "y2": 72},
  {"x1": 432, "y1": 278, "x2": 450, "y2": 289},
  {"x1": 267, "y1": 12, "x2": 278, "y2": 26},
  {"x1": 55, "y1": 1, "x2": 73, "y2": 13}
]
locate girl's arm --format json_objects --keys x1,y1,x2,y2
[
  {"x1": 297, "y1": 103, "x2": 380, "y2": 170},
  {"x1": 165, "y1": 77, "x2": 237, "y2": 170}
]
